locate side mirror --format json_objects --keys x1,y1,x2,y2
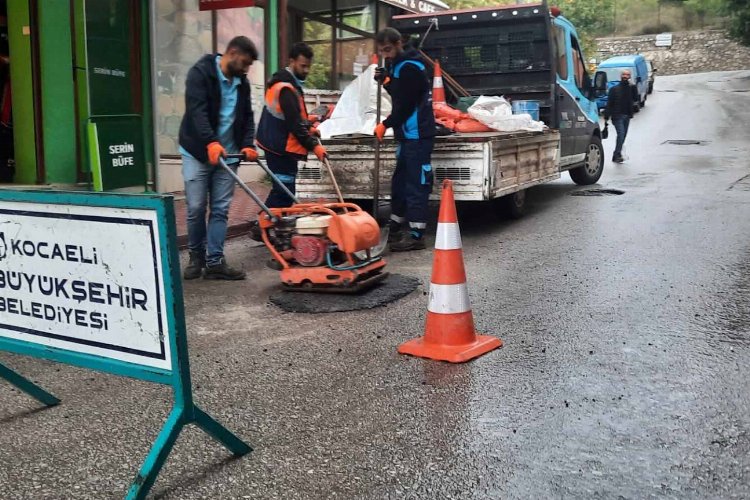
[
  {"x1": 636, "y1": 76, "x2": 642, "y2": 83},
  {"x1": 653, "y1": 68, "x2": 658, "y2": 73}
]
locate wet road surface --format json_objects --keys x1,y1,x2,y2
[{"x1": 2, "y1": 71, "x2": 750, "y2": 499}]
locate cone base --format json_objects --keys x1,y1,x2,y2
[{"x1": 398, "y1": 334, "x2": 503, "y2": 363}]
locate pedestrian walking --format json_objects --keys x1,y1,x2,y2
[
  {"x1": 179, "y1": 36, "x2": 259, "y2": 281},
  {"x1": 604, "y1": 69, "x2": 639, "y2": 163},
  {"x1": 373, "y1": 28, "x2": 436, "y2": 252}
]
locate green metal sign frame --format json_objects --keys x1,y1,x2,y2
[{"x1": 0, "y1": 189, "x2": 250, "y2": 500}]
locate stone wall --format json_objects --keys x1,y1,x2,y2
[{"x1": 596, "y1": 30, "x2": 750, "y2": 76}]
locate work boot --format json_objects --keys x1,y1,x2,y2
[
  {"x1": 183, "y1": 251, "x2": 205, "y2": 280},
  {"x1": 248, "y1": 220, "x2": 263, "y2": 242},
  {"x1": 387, "y1": 220, "x2": 404, "y2": 243},
  {"x1": 204, "y1": 258, "x2": 246, "y2": 280},
  {"x1": 390, "y1": 230, "x2": 426, "y2": 252}
]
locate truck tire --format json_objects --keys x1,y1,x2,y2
[
  {"x1": 500, "y1": 189, "x2": 526, "y2": 219},
  {"x1": 569, "y1": 135, "x2": 604, "y2": 185}
]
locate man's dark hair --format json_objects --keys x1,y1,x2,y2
[
  {"x1": 376, "y1": 28, "x2": 402, "y2": 45},
  {"x1": 226, "y1": 36, "x2": 259, "y2": 60},
  {"x1": 289, "y1": 42, "x2": 314, "y2": 60}
]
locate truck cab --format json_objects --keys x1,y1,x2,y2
[{"x1": 393, "y1": 2, "x2": 605, "y2": 185}]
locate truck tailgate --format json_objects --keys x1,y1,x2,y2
[{"x1": 297, "y1": 130, "x2": 560, "y2": 202}]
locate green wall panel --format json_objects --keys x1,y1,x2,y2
[
  {"x1": 39, "y1": 2, "x2": 77, "y2": 184},
  {"x1": 7, "y1": 0, "x2": 36, "y2": 184}
]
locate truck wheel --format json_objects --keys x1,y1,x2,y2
[
  {"x1": 500, "y1": 189, "x2": 526, "y2": 219},
  {"x1": 569, "y1": 135, "x2": 604, "y2": 185}
]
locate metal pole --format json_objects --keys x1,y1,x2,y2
[
  {"x1": 216, "y1": 158, "x2": 278, "y2": 220},
  {"x1": 268, "y1": 0, "x2": 279, "y2": 73}
]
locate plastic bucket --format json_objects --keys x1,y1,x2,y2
[{"x1": 511, "y1": 100, "x2": 540, "y2": 121}]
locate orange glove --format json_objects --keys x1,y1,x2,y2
[
  {"x1": 309, "y1": 127, "x2": 321, "y2": 138},
  {"x1": 313, "y1": 144, "x2": 327, "y2": 162},
  {"x1": 241, "y1": 147, "x2": 258, "y2": 162},
  {"x1": 374, "y1": 123, "x2": 387, "y2": 142},
  {"x1": 207, "y1": 141, "x2": 226, "y2": 165}
]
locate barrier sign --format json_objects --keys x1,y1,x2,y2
[
  {"x1": 0, "y1": 190, "x2": 250, "y2": 500},
  {"x1": 0, "y1": 202, "x2": 170, "y2": 370}
]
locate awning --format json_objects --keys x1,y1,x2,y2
[{"x1": 380, "y1": 0, "x2": 449, "y2": 15}]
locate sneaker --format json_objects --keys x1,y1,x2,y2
[
  {"x1": 204, "y1": 258, "x2": 246, "y2": 280},
  {"x1": 390, "y1": 231, "x2": 426, "y2": 252},
  {"x1": 248, "y1": 220, "x2": 263, "y2": 242},
  {"x1": 183, "y1": 251, "x2": 205, "y2": 280},
  {"x1": 613, "y1": 155, "x2": 624, "y2": 163}
]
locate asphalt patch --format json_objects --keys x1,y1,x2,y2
[
  {"x1": 268, "y1": 273, "x2": 421, "y2": 313},
  {"x1": 570, "y1": 188, "x2": 625, "y2": 197},
  {"x1": 662, "y1": 139, "x2": 710, "y2": 146}
]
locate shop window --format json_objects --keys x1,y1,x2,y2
[{"x1": 154, "y1": 1, "x2": 213, "y2": 156}]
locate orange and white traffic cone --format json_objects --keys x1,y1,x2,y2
[
  {"x1": 432, "y1": 59, "x2": 447, "y2": 105},
  {"x1": 398, "y1": 180, "x2": 503, "y2": 363}
]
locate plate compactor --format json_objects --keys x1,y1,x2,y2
[{"x1": 219, "y1": 155, "x2": 388, "y2": 293}]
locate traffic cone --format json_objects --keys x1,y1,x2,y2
[
  {"x1": 398, "y1": 180, "x2": 503, "y2": 363},
  {"x1": 432, "y1": 59, "x2": 447, "y2": 105}
]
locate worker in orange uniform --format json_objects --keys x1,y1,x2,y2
[{"x1": 255, "y1": 42, "x2": 327, "y2": 209}]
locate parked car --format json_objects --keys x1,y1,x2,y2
[
  {"x1": 646, "y1": 58, "x2": 656, "y2": 94},
  {"x1": 595, "y1": 54, "x2": 650, "y2": 112}
]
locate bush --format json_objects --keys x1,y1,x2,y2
[{"x1": 636, "y1": 23, "x2": 675, "y2": 35}]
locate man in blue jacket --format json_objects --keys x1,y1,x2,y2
[
  {"x1": 179, "y1": 36, "x2": 258, "y2": 281},
  {"x1": 374, "y1": 28, "x2": 435, "y2": 252}
]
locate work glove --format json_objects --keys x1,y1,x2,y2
[
  {"x1": 309, "y1": 127, "x2": 321, "y2": 138},
  {"x1": 374, "y1": 67, "x2": 386, "y2": 83},
  {"x1": 241, "y1": 147, "x2": 258, "y2": 162},
  {"x1": 374, "y1": 123, "x2": 387, "y2": 142},
  {"x1": 313, "y1": 144, "x2": 328, "y2": 162},
  {"x1": 207, "y1": 141, "x2": 226, "y2": 166}
]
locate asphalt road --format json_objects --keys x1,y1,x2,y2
[{"x1": 2, "y1": 71, "x2": 750, "y2": 499}]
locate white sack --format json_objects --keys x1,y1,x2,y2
[
  {"x1": 318, "y1": 64, "x2": 392, "y2": 139},
  {"x1": 467, "y1": 95, "x2": 545, "y2": 133}
]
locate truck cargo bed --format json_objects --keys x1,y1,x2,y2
[{"x1": 297, "y1": 129, "x2": 560, "y2": 202}]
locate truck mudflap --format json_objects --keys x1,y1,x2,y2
[{"x1": 297, "y1": 130, "x2": 561, "y2": 203}]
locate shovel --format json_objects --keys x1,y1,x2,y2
[{"x1": 370, "y1": 59, "x2": 390, "y2": 257}]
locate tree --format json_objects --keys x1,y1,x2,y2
[{"x1": 725, "y1": 0, "x2": 750, "y2": 44}]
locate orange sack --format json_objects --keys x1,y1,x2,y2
[{"x1": 453, "y1": 118, "x2": 493, "y2": 133}]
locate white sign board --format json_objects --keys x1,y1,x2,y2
[
  {"x1": 0, "y1": 202, "x2": 171, "y2": 371},
  {"x1": 655, "y1": 33, "x2": 673, "y2": 47},
  {"x1": 382, "y1": 0, "x2": 446, "y2": 14}
]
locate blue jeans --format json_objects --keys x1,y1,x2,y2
[
  {"x1": 391, "y1": 139, "x2": 434, "y2": 229},
  {"x1": 264, "y1": 153, "x2": 298, "y2": 208},
  {"x1": 182, "y1": 155, "x2": 238, "y2": 266},
  {"x1": 612, "y1": 115, "x2": 630, "y2": 159}
]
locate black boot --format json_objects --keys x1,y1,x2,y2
[
  {"x1": 390, "y1": 230, "x2": 426, "y2": 252},
  {"x1": 183, "y1": 251, "x2": 205, "y2": 280},
  {"x1": 204, "y1": 258, "x2": 246, "y2": 280},
  {"x1": 387, "y1": 220, "x2": 404, "y2": 243}
]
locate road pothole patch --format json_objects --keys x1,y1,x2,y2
[
  {"x1": 269, "y1": 273, "x2": 421, "y2": 313},
  {"x1": 570, "y1": 188, "x2": 625, "y2": 197},
  {"x1": 662, "y1": 139, "x2": 710, "y2": 146}
]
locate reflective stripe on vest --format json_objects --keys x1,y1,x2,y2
[{"x1": 263, "y1": 82, "x2": 309, "y2": 157}]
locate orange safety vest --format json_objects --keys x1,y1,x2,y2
[{"x1": 256, "y1": 82, "x2": 309, "y2": 159}]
